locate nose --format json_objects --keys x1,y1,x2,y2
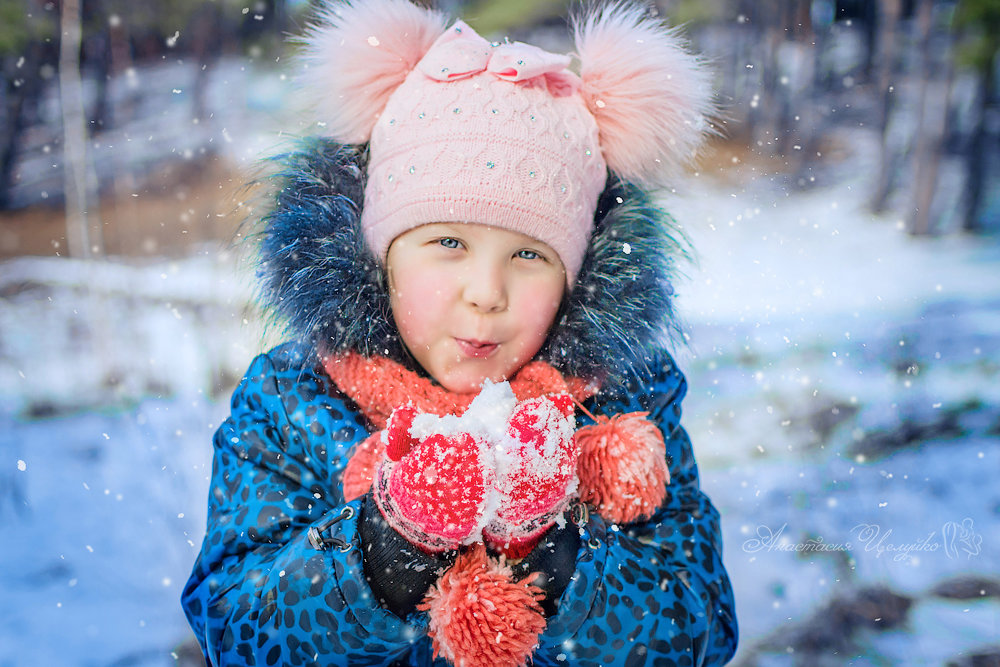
[{"x1": 462, "y1": 263, "x2": 508, "y2": 313}]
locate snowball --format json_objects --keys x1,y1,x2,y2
[{"x1": 408, "y1": 380, "x2": 517, "y2": 443}]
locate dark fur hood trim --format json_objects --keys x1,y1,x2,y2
[{"x1": 255, "y1": 137, "x2": 687, "y2": 384}]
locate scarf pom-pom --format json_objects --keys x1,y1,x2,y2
[
  {"x1": 575, "y1": 411, "x2": 669, "y2": 524},
  {"x1": 419, "y1": 543, "x2": 546, "y2": 667}
]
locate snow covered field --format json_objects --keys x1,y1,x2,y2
[
  {"x1": 2, "y1": 126, "x2": 998, "y2": 665},
  {"x1": 666, "y1": 141, "x2": 1000, "y2": 664}
]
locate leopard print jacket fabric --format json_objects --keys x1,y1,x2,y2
[{"x1": 181, "y1": 342, "x2": 737, "y2": 665}]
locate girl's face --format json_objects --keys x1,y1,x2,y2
[{"x1": 386, "y1": 222, "x2": 566, "y2": 394}]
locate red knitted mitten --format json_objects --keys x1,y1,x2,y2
[
  {"x1": 373, "y1": 404, "x2": 493, "y2": 553},
  {"x1": 484, "y1": 394, "x2": 578, "y2": 558}
]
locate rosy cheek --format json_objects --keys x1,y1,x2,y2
[
  {"x1": 392, "y1": 274, "x2": 445, "y2": 347},
  {"x1": 514, "y1": 296, "x2": 560, "y2": 352}
]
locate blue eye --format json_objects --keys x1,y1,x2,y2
[
  {"x1": 517, "y1": 249, "x2": 541, "y2": 260},
  {"x1": 439, "y1": 238, "x2": 461, "y2": 249}
]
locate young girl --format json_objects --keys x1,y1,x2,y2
[{"x1": 182, "y1": 1, "x2": 738, "y2": 665}]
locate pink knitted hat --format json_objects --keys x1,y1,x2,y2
[{"x1": 299, "y1": 0, "x2": 713, "y2": 283}]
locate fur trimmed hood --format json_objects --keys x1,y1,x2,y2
[{"x1": 254, "y1": 137, "x2": 687, "y2": 385}]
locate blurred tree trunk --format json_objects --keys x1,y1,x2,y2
[
  {"x1": 956, "y1": 0, "x2": 1000, "y2": 233},
  {"x1": 963, "y1": 57, "x2": 994, "y2": 232},
  {"x1": 785, "y1": 1, "x2": 821, "y2": 180},
  {"x1": 775, "y1": 0, "x2": 807, "y2": 157},
  {"x1": 85, "y1": 0, "x2": 113, "y2": 131},
  {"x1": 108, "y1": 11, "x2": 139, "y2": 256},
  {"x1": 724, "y1": 0, "x2": 757, "y2": 146},
  {"x1": 908, "y1": 0, "x2": 953, "y2": 235},
  {"x1": 0, "y1": 43, "x2": 46, "y2": 209},
  {"x1": 754, "y1": 0, "x2": 784, "y2": 153},
  {"x1": 60, "y1": 0, "x2": 98, "y2": 257},
  {"x1": 190, "y1": 2, "x2": 224, "y2": 123},
  {"x1": 736, "y1": 0, "x2": 764, "y2": 145},
  {"x1": 810, "y1": 0, "x2": 833, "y2": 92},
  {"x1": 870, "y1": 0, "x2": 902, "y2": 214},
  {"x1": 860, "y1": 0, "x2": 878, "y2": 84}
]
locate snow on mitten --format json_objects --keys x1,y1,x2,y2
[
  {"x1": 484, "y1": 394, "x2": 579, "y2": 558},
  {"x1": 373, "y1": 404, "x2": 493, "y2": 553}
]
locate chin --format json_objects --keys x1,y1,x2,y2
[
  {"x1": 438, "y1": 375, "x2": 486, "y2": 395},
  {"x1": 437, "y1": 363, "x2": 512, "y2": 395}
]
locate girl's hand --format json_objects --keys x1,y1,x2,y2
[
  {"x1": 484, "y1": 394, "x2": 578, "y2": 558},
  {"x1": 372, "y1": 390, "x2": 579, "y2": 558},
  {"x1": 373, "y1": 405, "x2": 493, "y2": 553}
]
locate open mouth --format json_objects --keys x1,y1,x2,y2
[{"x1": 455, "y1": 338, "x2": 500, "y2": 359}]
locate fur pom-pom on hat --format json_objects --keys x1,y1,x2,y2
[
  {"x1": 296, "y1": 0, "x2": 448, "y2": 144},
  {"x1": 573, "y1": 2, "x2": 715, "y2": 187}
]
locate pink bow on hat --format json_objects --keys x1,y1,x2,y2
[{"x1": 417, "y1": 21, "x2": 580, "y2": 94}]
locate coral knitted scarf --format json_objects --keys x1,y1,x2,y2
[
  {"x1": 321, "y1": 351, "x2": 597, "y2": 501},
  {"x1": 322, "y1": 351, "x2": 596, "y2": 430}
]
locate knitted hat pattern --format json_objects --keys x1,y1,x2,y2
[
  {"x1": 298, "y1": 0, "x2": 714, "y2": 283},
  {"x1": 363, "y1": 23, "x2": 605, "y2": 281}
]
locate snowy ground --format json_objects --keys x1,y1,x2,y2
[
  {"x1": 668, "y1": 131, "x2": 1000, "y2": 664},
  {"x1": 0, "y1": 252, "x2": 266, "y2": 666},
  {"x1": 2, "y1": 126, "x2": 998, "y2": 665}
]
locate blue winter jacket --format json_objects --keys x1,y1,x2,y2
[
  {"x1": 181, "y1": 138, "x2": 737, "y2": 665},
  {"x1": 181, "y1": 341, "x2": 737, "y2": 665}
]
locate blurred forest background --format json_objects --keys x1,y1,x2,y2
[
  {"x1": 1, "y1": 0, "x2": 999, "y2": 251},
  {"x1": 2, "y1": 0, "x2": 998, "y2": 665}
]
